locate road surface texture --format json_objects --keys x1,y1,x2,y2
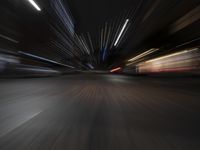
[{"x1": 0, "y1": 74, "x2": 200, "y2": 150}]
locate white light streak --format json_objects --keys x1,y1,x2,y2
[
  {"x1": 146, "y1": 48, "x2": 199, "y2": 63},
  {"x1": 128, "y1": 48, "x2": 159, "y2": 62},
  {"x1": 114, "y1": 19, "x2": 129, "y2": 46},
  {"x1": 0, "y1": 34, "x2": 19, "y2": 43},
  {"x1": 27, "y1": 0, "x2": 41, "y2": 11},
  {"x1": 18, "y1": 51, "x2": 74, "y2": 68}
]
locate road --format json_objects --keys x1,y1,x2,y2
[{"x1": 0, "y1": 74, "x2": 200, "y2": 150}]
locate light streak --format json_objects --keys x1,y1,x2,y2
[
  {"x1": 27, "y1": 0, "x2": 41, "y2": 11},
  {"x1": 110, "y1": 67, "x2": 122, "y2": 73},
  {"x1": 0, "y1": 34, "x2": 19, "y2": 43},
  {"x1": 114, "y1": 19, "x2": 129, "y2": 46},
  {"x1": 145, "y1": 48, "x2": 198, "y2": 63},
  {"x1": 18, "y1": 51, "x2": 74, "y2": 68},
  {"x1": 87, "y1": 63, "x2": 94, "y2": 69},
  {"x1": 128, "y1": 48, "x2": 159, "y2": 62}
]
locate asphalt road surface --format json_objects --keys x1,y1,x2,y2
[{"x1": 0, "y1": 74, "x2": 200, "y2": 150}]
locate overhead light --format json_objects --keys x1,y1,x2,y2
[
  {"x1": 114, "y1": 19, "x2": 129, "y2": 46},
  {"x1": 27, "y1": 0, "x2": 41, "y2": 11}
]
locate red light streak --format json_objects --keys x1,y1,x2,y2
[{"x1": 110, "y1": 67, "x2": 122, "y2": 73}]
